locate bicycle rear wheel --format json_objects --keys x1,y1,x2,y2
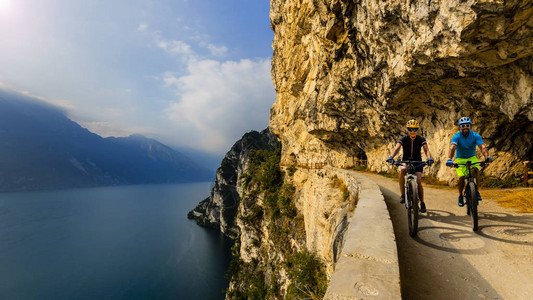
[
  {"x1": 407, "y1": 180, "x2": 419, "y2": 237},
  {"x1": 467, "y1": 182, "x2": 478, "y2": 231}
]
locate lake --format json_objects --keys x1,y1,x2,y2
[{"x1": 0, "y1": 182, "x2": 233, "y2": 299}]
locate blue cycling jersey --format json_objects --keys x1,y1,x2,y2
[{"x1": 451, "y1": 131, "x2": 484, "y2": 158}]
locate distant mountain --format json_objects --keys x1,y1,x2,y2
[{"x1": 0, "y1": 89, "x2": 213, "y2": 192}]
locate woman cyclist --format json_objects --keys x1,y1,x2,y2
[{"x1": 386, "y1": 120, "x2": 434, "y2": 213}]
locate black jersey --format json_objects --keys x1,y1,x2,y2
[{"x1": 398, "y1": 135, "x2": 427, "y2": 161}]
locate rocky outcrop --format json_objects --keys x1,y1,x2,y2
[
  {"x1": 188, "y1": 128, "x2": 279, "y2": 238},
  {"x1": 270, "y1": 0, "x2": 533, "y2": 182},
  {"x1": 189, "y1": 127, "x2": 357, "y2": 298},
  {"x1": 227, "y1": 161, "x2": 357, "y2": 298}
]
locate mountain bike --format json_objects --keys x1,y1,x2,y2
[
  {"x1": 452, "y1": 160, "x2": 487, "y2": 231},
  {"x1": 393, "y1": 160, "x2": 428, "y2": 237}
]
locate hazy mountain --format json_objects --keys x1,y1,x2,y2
[
  {"x1": 171, "y1": 146, "x2": 223, "y2": 173},
  {"x1": 0, "y1": 89, "x2": 213, "y2": 192}
]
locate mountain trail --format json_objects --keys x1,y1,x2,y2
[{"x1": 358, "y1": 172, "x2": 533, "y2": 299}]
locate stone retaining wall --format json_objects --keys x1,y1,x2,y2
[{"x1": 324, "y1": 168, "x2": 401, "y2": 299}]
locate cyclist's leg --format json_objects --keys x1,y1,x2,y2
[
  {"x1": 457, "y1": 176, "x2": 466, "y2": 206},
  {"x1": 416, "y1": 172, "x2": 427, "y2": 212},
  {"x1": 416, "y1": 172, "x2": 423, "y2": 202},
  {"x1": 399, "y1": 165, "x2": 406, "y2": 203},
  {"x1": 472, "y1": 167, "x2": 479, "y2": 187},
  {"x1": 455, "y1": 157, "x2": 469, "y2": 197},
  {"x1": 472, "y1": 166, "x2": 482, "y2": 200},
  {"x1": 458, "y1": 176, "x2": 465, "y2": 195},
  {"x1": 399, "y1": 165, "x2": 406, "y2": 194}
]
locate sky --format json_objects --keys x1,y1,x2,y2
[{"x1": 0, "y1": 0, "x2": 275, "y2": 158}]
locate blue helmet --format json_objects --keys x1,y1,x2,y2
[{"x1": 458, "y1": 117, "x2": 472, "y2": 126}]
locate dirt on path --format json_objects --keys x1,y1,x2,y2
[{"x1": 360, "y1": 172, "x2": 533, "y2": 300}]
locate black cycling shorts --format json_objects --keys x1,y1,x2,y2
[{"x1": 402, "y1": 164, "x2": 424, "y2": 174}]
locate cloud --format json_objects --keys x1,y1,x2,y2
[
  {"x1": 164, "y1": 57, "x2": 275, "y2": 153},
  {"x1": 0, "y1": 80, "x2": 75, "y2": 112},
  {"x1": 143, "y1": 24, "x2": 228, "y2": 61},
  {"x1": 206, "y1": 44, "x2": 228, "y2": 57},
  {"x1": 157, "y1": 39, "x2": 193, "y2": 56},
  {"x1": 137, "y1": 22, "x2": 148, "y2": 32},
  {"x1": 78, "y1": 121, "x2": 134, "y2": 138}
]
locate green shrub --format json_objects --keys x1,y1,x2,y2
[
  {"x1": 343, "y1": 190, "x2": 350, "y2": 200},
  {"x1": 230, "y1": 146, "x2": 317, "y2": 299},
  {"x1": 287, "y1": 164, "x2": 297, "y2": 176},
  {"x1": 286, "y1": 250, "x2": 328, "y2": 299},
  {"x1": 246, "y1": 147, "x2": 283, "y2": 192},
  {"x1": 241, "y1": 204, "x2": 264, "y2": 226}
]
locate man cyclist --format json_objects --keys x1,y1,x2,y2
[
  {"x1": 446, "y1": 117, "x2": 492, "y2": 207},
  {"x1": 386, "y1": 120, "x2": 434, "y2": 213}
]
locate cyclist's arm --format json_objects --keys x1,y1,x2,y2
[
  {"x1": 448, "y1": 144, "x2": 457, "y2": 160},
  {"x1": 479, "y1": 143, "x2": 489, "y2": 158},
  {"x1": 423, "y1": 143, "x2": 432, "y2": 159},
  {"x1": 389, "y1": 142, "x2": 402, "y2": 158}
]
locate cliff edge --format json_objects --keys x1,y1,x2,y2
[{"x1": 188, "y1": 128, "x2": 279, "y2": 238}]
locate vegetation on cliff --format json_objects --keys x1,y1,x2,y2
[
  {"x1": 187, "y1": 128, "x2": 279, "y2": 238},
  {"x1": 226, "y1": 147, "x2": 327, "y2": 299}
]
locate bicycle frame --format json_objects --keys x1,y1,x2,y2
[
  {"x1": 394, "y1": 160, "x2": 427, "y2": 237},
  {"x1": 453, "y1": 160, "x2": 485, "y2": 195},
  {"x1": 453, "y1": 160, "x2": 487, "y2": 231},
  {"x1": 397, "y1": 161, "x2": 426, "y2": 207}
]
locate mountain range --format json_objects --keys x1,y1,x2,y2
[{"x1": 0, "y1": 89, "x2": 213, "y2": 192}]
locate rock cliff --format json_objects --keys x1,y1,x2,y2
[
  {"x1": 190, "y1": 0, "x2": 533, "y2": 297},
  {"x1": 188, "y1": 128, "x2": 279, "y2": 238},
  {"x1": 270, "y1": 0, "x2": 533, "y2": 182},
  {"x1": 225, "y1": 152, "x2": 356, "y2": 298},
  {"x1": 189, "y1": 128, "x2": 356, "y2": 298}
]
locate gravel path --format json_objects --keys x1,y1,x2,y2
[{"x1": 361, "y1": 172, "x2": 533, "y2": 300}]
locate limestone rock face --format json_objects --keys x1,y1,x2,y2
[
  {"x1": 188, "y1": 128, "x2": 278, "y2": 238},
  {"x1": 228, "y1": 166, "x2": 357, "y2": 297},
  {"x1": 270, "y1": 0, "x2": 533, "y2": 182},
  {"x1": 291, "y1": 168, "x2": 358, "y2": 273}
]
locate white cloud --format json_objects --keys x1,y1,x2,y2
[
  {"x1": 0, "y1": 80, "x2": 75, "y2": 112},
  {"x1": 78, "y1": 121, "x2": 134, "y2": 138},
  {"x1": 157, "y1": 39, "x2": 192, "y2": 56},
  {"x1": 137, "y1": 22, "x2": 148, "y2": 32},
  {"x1": 146, "y1": 27, "x2": 227, "y2": 62},
  {"x1": 206, "y1": 43, "x2": 228, "y2": 57},
  {"x1": 164, "y1": 58, "x2": 274, "y2": 153}
]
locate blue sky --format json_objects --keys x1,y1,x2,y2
[{"x1": 0, "y1": 0, "x2": 275, "y2": 155}]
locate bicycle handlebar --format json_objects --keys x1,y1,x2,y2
[
  {"x1": 452, "y1": 161, "x2": 489, "y2": 168},
  {"x1": 393, "y1": 160, "x2": 428, "y2": 167}
]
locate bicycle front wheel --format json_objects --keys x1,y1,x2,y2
[
  {"x1": 407, "y1": 180, "x2": 419, "y2": 237},
  {"x1": 467, "y1": 182, "x2": 478, "y2": 231}
]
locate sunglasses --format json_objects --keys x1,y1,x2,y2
[
  {"x1": 407, "y1": 128, "x2": 418, "y2": 132},
  {"x1": 460, "y1": 124, "x2": 471, "y2": 128}
]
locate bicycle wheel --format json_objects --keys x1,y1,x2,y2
[
  {"x1": 407, "y1": 180, "x2": 419, "y2": 237},
  {"x1": 466, "y1": 191, "x2": 471, "y2": 216},
  {"x1": 467, "y1": 182, "x2": 478, "y2": 231}
]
